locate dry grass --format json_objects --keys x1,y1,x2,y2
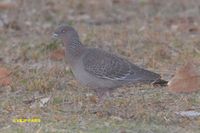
[{"x1": 0, "y1": 0, "x2": 200, "y2": 132}]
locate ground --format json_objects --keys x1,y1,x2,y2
[{"x1": 0, "y1": 0, "x2": 200, "y2": 132}]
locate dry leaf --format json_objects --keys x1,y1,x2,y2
[
  {"x1": 49, "y1": 49, "x2": 65, "y2": 61},
  {"x1": 165, "y1": 17, "x2": 198, "y2": 33},
  {"x1": 89, "y1": 95, "x2": 98, "y2": 104},
  {"x1": 39, "y1": 96, "x2": 51, "y2": 107},
  {"x1": 0, "y1": 2, "x2": 16, "y2": 10},
  {"x1": 0, "y1": 67, "x2": 11, "y2": 86},
  {"x1": 54, "y1": 114, "x2": 64, "y2": 121},
  {"x1": 175, "y1": 111, "x2": 200, "y2": 118},
  {"x1": 168, "y1": 62, "x2": 200, "y2": 93},
  {"x1": 67, "y1": 79, "x2": 78, "y2": 87}
]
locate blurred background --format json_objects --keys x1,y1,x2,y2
[{"x1": 0, "y1": 0, "x2": 200, "y2": 132}]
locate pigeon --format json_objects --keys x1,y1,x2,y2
[{"x1": 53, "y1": 25, "x2": 167, "y2": 98}]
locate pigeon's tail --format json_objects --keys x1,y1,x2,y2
[{"x1": 152, "y1": 79, "x2": 168, "y2": 87}]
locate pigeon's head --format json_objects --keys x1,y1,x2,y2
[{"x1": 53, "y1": 25, "x2": 79, "y2": 40}]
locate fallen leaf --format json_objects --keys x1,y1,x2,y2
[
  {"x1": 89, "y1": 95, "x2": 98, "y2": 104},
  {"x1": 54, "y1": 114, "x2": 64, "y2": 121},
  {"x1": 165, "y1": 17, "x2": 198, "y2": 33},
  {"x1": 175, "y1": 111, "x2": 200, "y2": 118},
  {"x1": 0, "y1": 2, "x2": 16, "y2": 10},
  {"x1": 95, "y1": 111, "x2": 104, "y2": 118},
  {"x1": 23, "y1": 96, "x2": 44, "y2": 105},
  {"x1": 28, "y1": 96, "x2": 50, "y2": 109},
  {"x1": 23, "y1": 98, "x2": 36, "y2": 105},
  {"x1": 0, "y1": 67, "x2": 11, "y2": 86},
  {"x1": 49, "y1": 49, "x2": 65, "y2": 61},
  {"x1": 67, "y1": 79, "x2": 78, "y2": 87},
  {"x1": 39, "y1": 96, "x2": 51, "y2": 107},
  {"x1": 168, "y1": 62, "x2": 200, "y2": 93},
  {"x1": 119, "y1": 129, "x2": 127, "y2": 133},
  {"x1": 112, "y1": 0, "x2": 133, "y2": 4},
  {"x1": 111, "y1": 116, "x2": 123, "y2": 121}
]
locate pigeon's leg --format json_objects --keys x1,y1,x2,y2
[
  {"x1": 95, "y1": 89, "x2": 111, "y2": 105},
  {"x1": 96, "y1": 90, "x2": 106, "y2": 105}
]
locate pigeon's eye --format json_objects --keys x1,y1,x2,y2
[{"x1": 61, "y1": 29, "x2": 65, "y2": 33}]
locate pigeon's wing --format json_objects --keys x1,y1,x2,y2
[{"x1": 83, "y1": 48, "x2": 161, "y2": 83}]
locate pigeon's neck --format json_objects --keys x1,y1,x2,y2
[{"x1": 63, "y1": 36, "x2": 85, "y2": 64}]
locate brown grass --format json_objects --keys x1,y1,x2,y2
[{"x1": 0, "y1": 0, "x2": 200, "y2": 132}]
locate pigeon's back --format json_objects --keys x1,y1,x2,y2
[{"x1": 83, "y1": 48, "x2": 161, "y2": 85}]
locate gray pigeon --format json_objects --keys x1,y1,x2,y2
[{"x1": 53, "y1": 25, "x2": 167, "y2": 97}]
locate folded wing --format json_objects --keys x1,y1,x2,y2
[{"x1": 83, "y1": 48, "x2": 161, "y2": 83}]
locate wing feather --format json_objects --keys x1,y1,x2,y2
[{"x1": 83, "y1": 48, "x2": 136, "y2": 80}]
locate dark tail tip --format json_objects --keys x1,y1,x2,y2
[{"x1": 152, "y1": 79, "x2": 168, "y2": 87}]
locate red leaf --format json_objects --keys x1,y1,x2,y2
[
  {"x1": 168, "y1": 62, "x2": 200, "y2": 93},
  {"x1": 0, "y1": 67, "x2": 11, "y2": 86},
  {"x1": 0, "y1": 2, "x2": 16, "y2": 10},
  {"x1": 49, "y1": 49, "x2": 65, "y2": 61}
]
